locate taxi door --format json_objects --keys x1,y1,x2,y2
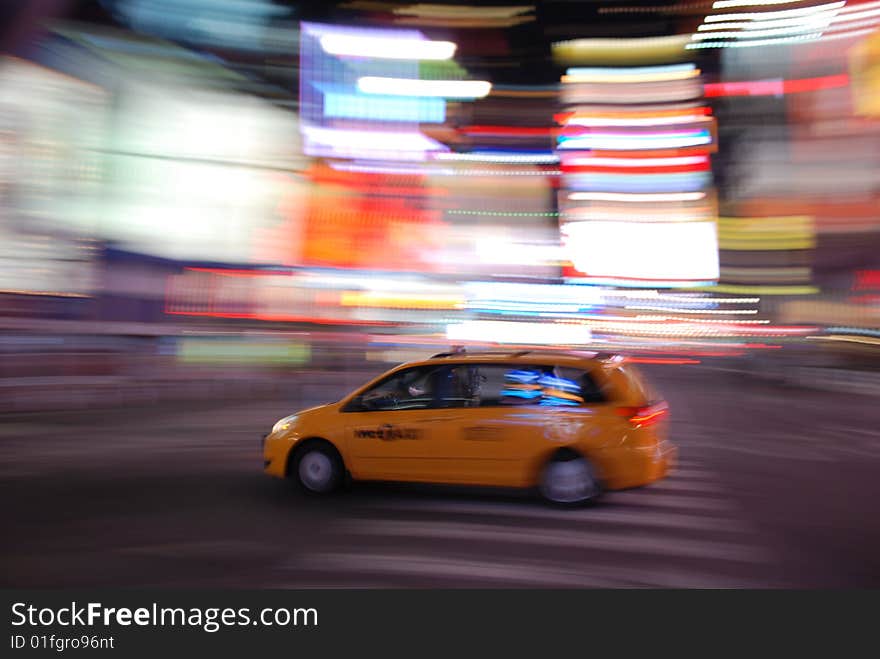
[
  {"x1": 343, "y1": 408, "x2": 469, "y2": 483},
  {"x1": 341, "y1": 364, "x2": 470, "y2": 483}
]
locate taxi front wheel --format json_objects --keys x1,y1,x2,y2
[
  {"x1": 290, "y1": 441, "x2": 344, "y2": 495},
  {"x1": 539, "y1": 452, "x2": 601, "y2": 506}
]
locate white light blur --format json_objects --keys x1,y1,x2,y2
[
  {"x1": 319, "y1": 34, "x2": 456, "y2": 60},
  {"x1": 464, "y1": 281, "x2": 604, "y2": 306},
  {"x1": 301, "y1": 125, "x2": 446, "y2": 152},
  {"x1": 358, "y1": 77, "x2": 492, "y2": 98},
  {"x1": 446, "y1": 320, "x2": 592, "y2": 345},
  {"x1": 564, "y1": 210, "x2": 712, "y2": 222},
  {"x1": 558, "y1": 133, "x2": 712, "y2": 150},
  {"x1": 328, "y1": 161, "x2": 453, "y2": 176},
  {"x1": 568, "y1": 192, "x2": 707, "y2": 202},
  {"x1": 697, "y1": 13, "x2": 840, "y2": 31},
  {"x1": 562, "y1": 67, "x2": 699, "y2": 83},
  {"x1": 564, "y1": 221, "x2": 720, "y2": 282},
  {"x1": 602, "y1": 290, "x2": 760, "y2": 304},
  {"x1": 626, "y1": 305, "x2": 758, "y2": 314},
  {"x1": 713, "y1": 0, "x2": 827, "y2": 7},
  {"x1": 691, "y1": 23, "x2": 834, "y2": 40},
  {"x1": 435, "y1": 152, "x2": 559, "y2": 164},
  {"x1": 705, "y1": 2, "x2": 845, "y2": 22},
  {"x1": 567, "y1": 64, "x2": 696, "y2": 76},
  {"x1": 686, "y1": 27, "x2": 874, "y2": 48},
  {"x1": 474, "y1": 241, "x2": 565, "y2": 266}
]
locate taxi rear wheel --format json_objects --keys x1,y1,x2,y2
[
  {"x1": 290, "y1": 441, "x2": 344, "y2": 495},
  {"x1": 539, "y1": 452, "x2": 601, "y2": 506}
]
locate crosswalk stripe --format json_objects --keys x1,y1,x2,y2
[
  {"x1": 334, "y1": 519, "x2": 767, "y2": 563},
  {"x1": 665, "y1": 468, "x2": 718, "y2": 480},
  {"x1": 603, "y1": 490, "x2": 738, "y2": 512},
  {"x1": 299, "y1": 552, "x2": 632, "y2": 587},
  {"x1": 643, "y1": 479, "x2": 727, "y2": 496},
  {"x1": 297, "y1": 551, "x2": 768, "y2": 588},
  {"x1": 350, "y1": 498, "x2": 750, "y2": 533}
]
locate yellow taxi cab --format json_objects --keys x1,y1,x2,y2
[{"x1": 263, "y1": 349, "x2": 676, "y2": 505}]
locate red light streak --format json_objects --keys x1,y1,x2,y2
[
  {"x1": 627, "y1": 357, "x2": 701, "y2": 364},
  {"x1": 460, "y1": 125, "x2": 557, "y2": 137},
  {"x1": 704, "y1": 74, "x2": 849, "y2": 98}
]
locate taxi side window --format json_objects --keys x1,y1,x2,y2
[
  {"x1": 471, "y1": 364, "x2": 607, "y2": 407},
  {"x1": 350, "y1": 365, "x2": 470, "y2": 412}
]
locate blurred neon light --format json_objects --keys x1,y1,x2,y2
[
  {"x1": 564, "y1": 220, "x2": 720, "y2": 282},
  {"x1": 563, "y1": 162, "x2": 710, "y2": 175},
  {"x1": 319, "y1": 34, "x2": 456, "y2": 60},
  {"x1": 626, "y1": 306, "x2": 758, "y2": 314},
  {"x1": 698, "y1": 13, "x2": 841, "y2": 31},
  {"x1": 558, "y1": 131, "x2": 712, "y2": 150},
  {"x1": 562, "y1": 155, "x2": 709, "y2": 167},
  {"x1": 564, "y1": 172, "x2": 713, "y2": 192},
  {"x1": 714, "y1": 0, "x2": 832, "y2": 7},
  {"x1": 435, "y1": 152, "x2": 559, "y2": 163},
  {"x1": 323, "y1": 92, "x2": 446, "y2": 122},
  {"x1": 340, "y1": 292, "x2": 464, "y2": 310},
  {"x1": 459, "y1": 125, "x2": 556, "y2": 137},
  {"x1": 562, "y1": 114, "x2": 712, "y2": 127},
  {"x1": 695, "y1": 284, "x2": 819, "y2": 294},
  {"x1": 567, "y1": 64, "x2": 695, "y2": 76},
  {"x1": 686, "y1": 27, "x2": 875, "y2": 48},
  {"x1": 703, "y1": 6, "x2": 880, "y2": 31},
  {"x1": 447, "y1": 320, "x2": 592, "y2": 345},
  {"x1": 557, "y1": 107, "x2": 711, "y2": 122},
  {"x1": 602, "y1": 291, "x2": 759, "y2": 304},
  {"x1": 703, "y1": 74, "x2": 849, "y2": 97},
  {"x1": 691, "y1": 24, "x2": 833, "y2": 40},
  {"x1": 705, "y1": 3, "x2": 845, "y2": 22},
  {"x1": 562, "y1": 66, "x2": 699, "y2": 83},
  {"x1": 393, "y1": 5, "x2": 536, "y2": 19},
  {"x1": 634, "y1": 316, "x2": 769, "y2": 324},
  {"x1": 565, "y1": 277, "x2": 718, "y2": 288},
  {"x1": 358, "y1": 77, "x2": 492, "y2": 98},
  {"x1": 302, "y1": 125, "x2": 447, "y2": 153},
  {"x1": 452, "y1": 169, "x2": 562, "y2": 176},
  {"x1": 328, "y1": 162, "x2": 452, "y2": 175},
  {"x1": 564, "y1": 209, "x2": 714, "y2": 222},
  {"x1": 628, "y1": 357, "x2": 701, "y2": 364},
  {"x1": 165, "y1": 308, "x2": 393, "y2": 327},
  {"x1": 464, "y1": 281, "x2": 603, "y2": 306},
  {"x1": 568, "y1": 192, "x2": 706, "y2": 202}
]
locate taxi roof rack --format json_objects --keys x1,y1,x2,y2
[
  {"x1": 430, "y1": 348, "x2": 622, "y2": 361},
  {"x1": 430, "y1": 349, "x2": 530, "y2": 359}
]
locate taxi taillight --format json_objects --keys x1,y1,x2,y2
[{"x1": 616, "y1": 401, "x2": 669, "y2": 428}]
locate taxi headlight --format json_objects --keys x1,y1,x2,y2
[{"x1": 272, "y1": 415, "x2": 298, "y2": 435}]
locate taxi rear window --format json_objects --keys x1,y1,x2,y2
[{"x1": 470, "y1": 364, "x2": 607, "y2": 407}]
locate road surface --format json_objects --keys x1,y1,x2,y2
[{"x1": 2, "y1": 365, "x2": 879, "y2": 588}]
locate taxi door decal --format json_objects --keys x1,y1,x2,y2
[{"x1": 353, "y1": 424, "x2": 423, "y2": 441}]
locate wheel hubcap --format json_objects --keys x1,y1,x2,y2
[
  {"x1": 542, "y1": 459, "x2": 597, "y2": 503},
  {"x1": 299, "y1": 451, "x2": 334, "y2": 492}
]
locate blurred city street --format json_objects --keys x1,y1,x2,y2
[{"x1": 3, "y1": 364, "x2": 879, "y2": 588}]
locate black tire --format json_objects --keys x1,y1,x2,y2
[
  {"x1": 538, "y1": 451, "x2": 601, "y2": 506},
  {"x1": 289, "y1": 441, "x2": 344, "y2": 495}
]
